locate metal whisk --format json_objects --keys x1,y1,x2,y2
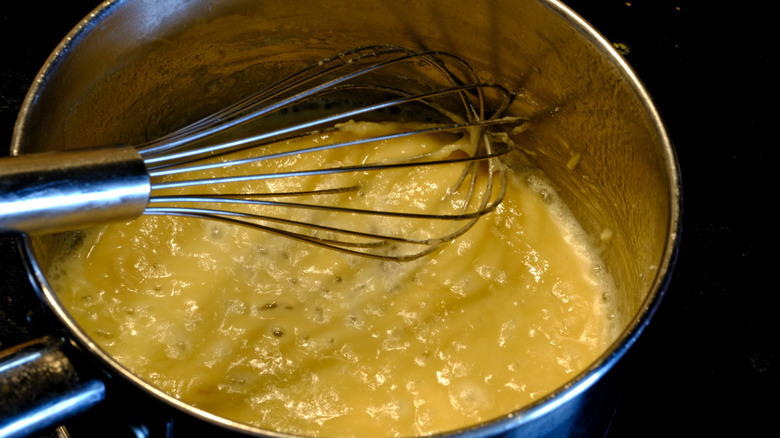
[{"x1": 1, "y1": 45, "x2": 523, "y2": 260}]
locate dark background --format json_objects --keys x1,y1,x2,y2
[{"x1": 1, "y1": 1, "x2": 773, "y2": 437}]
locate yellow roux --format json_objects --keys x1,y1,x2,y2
[{"x1": 49, "y1": 121, "x2": 620, "y2": 437}]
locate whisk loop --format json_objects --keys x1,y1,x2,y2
[{"x1": 1, "y1": 45, "x2": 525, "y2": 260}]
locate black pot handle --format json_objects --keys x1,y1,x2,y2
[{"x1": 0, "y1": 335, "x2": 105, "y2": 438}]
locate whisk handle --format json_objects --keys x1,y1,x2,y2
[{"x1": 0, "y1": 145, "x2": 150, "y2": 234}]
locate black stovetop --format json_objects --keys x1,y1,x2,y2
[{"x1": 2, "y1": 1, "x2": 773, "y2": 437}]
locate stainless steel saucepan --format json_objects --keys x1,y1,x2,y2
[{"x1": 1, "y1": 0, "x2": 679, "y2": 436}]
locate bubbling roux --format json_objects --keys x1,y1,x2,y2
[{"x1": 48, "y1": 121, "x2": 620, "y2": 437}]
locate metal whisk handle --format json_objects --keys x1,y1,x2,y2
[{"x1": 0, "y1": 145, "x2": 150, "y2": 234}]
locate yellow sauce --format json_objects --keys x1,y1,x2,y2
[{"x1": 48, "y1": 121, "x2": 619, "y2": 437}]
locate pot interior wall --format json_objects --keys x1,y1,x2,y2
[{"x1": 14, "y1": 0, "x2": 676, "y2": 433}]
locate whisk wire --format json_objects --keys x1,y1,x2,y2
[
  {"x1": 147, "y1": 116, "x2": 517, "y2": 180},
  {"x1": 137, "y1": 46, "x2": 499, "y2": 159},
  {"x1": 142, "y1": 82, "x2": 514, "y2": 171},
  {"x1": 139, "y1": 46, "x2": 521, "y2": 260},
  {"x1": 137, "y1": 46, "x2": 425, "y2": 156}
]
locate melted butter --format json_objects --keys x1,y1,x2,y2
[{"x1": 48, "y1": 121, "x2": 619, "y2": 437}]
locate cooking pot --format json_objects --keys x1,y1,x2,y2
[{"x1": 0, "y1": 0, "x2": 680, "y2": 436}]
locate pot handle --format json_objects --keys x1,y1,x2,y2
[{"x1": 0, "y1": 335, "x2": 105, "y2": 438}]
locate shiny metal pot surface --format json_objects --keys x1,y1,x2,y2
[{"x1": 4, "y1": 0, "x2": 679, "y2": 436}]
